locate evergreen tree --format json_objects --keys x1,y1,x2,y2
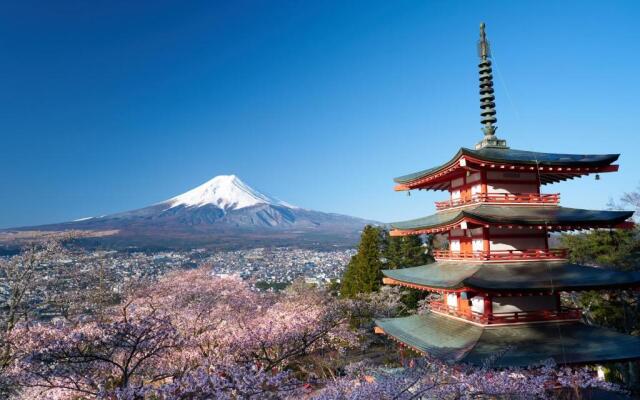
[
  {"x1": 400, "y1": 235, "x2": 431, "y2": 266},
  {"x1": 384, "y1": 234, "x2": 432, "y2": 269},
  {"x1": 561, "y1": 228, "x2": 640, "y2": 271},
  {"x1": 358, "y1": 226, "x2": 384, "y2": 293},
  {"x1": 339, "y1": 254, "x2": 359, "y2": 298},
  {"x1": 384, "y1": 234, "x2": 434, "y2": 309},
  {"x1": 340, "y1": 225, "x2": 384, "y2": 298},
  {"x1": 341, "y1": 228, "x2": 434, "y2": 303},
  {"x1": 376, "y1": 233, "x2": 433, "y2": 309},
  {"x1": 382, "y1": 231, "x2": 403, "y2": 269},
  {"x1": 561, "y1": 227, "x2": 640, "y2": 390}
]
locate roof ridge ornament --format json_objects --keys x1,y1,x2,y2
[{"x1": 475, "y1": 22, "x2": 509, "y2": 150}]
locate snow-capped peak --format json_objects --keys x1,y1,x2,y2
[{"x1": 166, "y1": 175, "x2": 296, "y2": 211}]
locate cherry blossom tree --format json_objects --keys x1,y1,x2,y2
[
  {"x1": 5, "y1": 266, "x2": 629, "y2": 399},
  {"x1": 8, "y1": 269, "x2": 360, "y2": 399},
  {"x1": 313, "y1": 357, "x2": 623, "y2": 400},
  {"x1": 0, "y1": 240, "x2": 68, "y2": 397},
  {"x1": 148, "y1": 363, "x2": 301, "y2": 400},
  {"x1": 1, "y1": 241, "x2": 64, "y2": 362},
  {"x1": 9, "y1": 302, "x2": 181, "y2": 397}
]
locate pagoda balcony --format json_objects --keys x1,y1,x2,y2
[
  {"x1": 435, "y1": 193, "x2": 560, "y2": 211},
  {"x1": 429, "y1": 301, "x2": 582, "y2": 325},
  {"x1": 433, "y1": 248, "x2": 569, "y2": 262}
]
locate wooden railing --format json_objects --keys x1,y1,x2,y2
[
  {"x1": 429, "y1": 301, "x2": 581, "y2": 324},
  {"x1": 433, "y1": 248, "x2": 568, "y2": 261},
  {"x1": 488, "y1": 308, "x2": 582, "y2": 324},
  {"x1": 435, "y1": 193, "x2": 560, "y2": 210},
  {"x1": 429, "y1": 301, "x2": 486, "y2": 323}
]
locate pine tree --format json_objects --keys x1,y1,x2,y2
[
  {"x1": 358, "y1": 226, "x2": 384, "y2": 292},
  {"x1": 561, "y1": 229, "x2": 639, "y2": 271},
  {"x1": 340, "y1": 225, "x2": 384, "y2": 297},
  {"x1": 340, "y1": 254, "x2": 359, "y2": 298},
  {"x1": 384, "y1": 234, "x2": 432, "y2": 269},
  {"x1": 400, "y1": 235, "x2": 431, "y2": 266},
  {"x1": 341, "y1": 228, "x2": 433, "y2": 300},
  {"x1": 383, "y1": 232, "x2": 403, "y2": 269},
  {"x1": 386, "y1": 234, "x2": 434, "y2": 309}
]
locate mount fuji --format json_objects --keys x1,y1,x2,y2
[
  {"x1": 164, "y1": 175, "x2": 297, "y2": 211},
  {"x1": 7, "y1": 175, "x2": 373, "y2": 249}
]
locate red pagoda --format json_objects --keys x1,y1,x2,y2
[{"x1": 374, "y1": 23, "x2": 640, "y2": 367}]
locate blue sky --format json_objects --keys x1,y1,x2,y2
[{"x1": 1, "y1": 1, "x2": 639, "y2": 228}]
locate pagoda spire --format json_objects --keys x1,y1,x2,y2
[{"x1": 475, "y1": 22, "x2": 508, "y2": 149}]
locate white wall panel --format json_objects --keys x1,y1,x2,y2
[
  {"x1": 471, "y1": 296, "x2": 485, "y2": 314},
  {"x1": 447, "y1": 293, "x2": 458, "y2": 309},
  {"x1": 490, "y1": 237, "x2": 546, "y2": 251},
  {"x1": 492, "y1": 295, "x2": 556, "y2": 313},
  {"x1": 450, "y1": 240, "x2": 461, "y2": 252}
]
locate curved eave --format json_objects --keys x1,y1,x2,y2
[
  {"x1": 381, "y1": 262, "x2": 640, "y2": 292},
  {"x1": 375, "y1": 313, "x2": 640, "y2": 367},
  {"x1": 382, "y1": 262, "x2": 477, "y2": 290},
  {"x1": 394, "y1": 148, "x2": 620, "y2": 191},
  {"x1": 466, "y1": 147, "x2": 619, "y2": 168},
  {"x1": 382, "y1": 276, "x2": 467, "y2": 292},
  {"x1": 389, "y1": 206, "x2": 634, "y2": 236},
  {"x1": 394, "y1": 149, "x2": 466, "y2": 191}
]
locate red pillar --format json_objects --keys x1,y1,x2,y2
[
  {"x1": 481, "y1": 170, "x2": 488, "y2": 194},
  {"x1": 483, "y1": 295, "x2": 493, "y2": 320},
  {"x1": 482, "y1": 226, "x2": 490, "y2": 256}
]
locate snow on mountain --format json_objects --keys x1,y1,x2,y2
[
  {"x1": 73, "y1": 217, "x2": 95, "y2": 222},
  {"x1": 165, "y1": 175, "x2": 296, "y2": 211},
  {"x1": 7, "y1": 174, "x2": 373, "y2": 249}
]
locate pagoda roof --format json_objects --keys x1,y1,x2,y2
[
  {"x1": 381, "y1": 261, "x2": 640, "y2": 292},
  {"x1": 375, "y1": 313, "x2": 640, "y2": 367},
  {"x1": 394, "y1": 147, "x2": 620, "y2": 189},
  {"x1": 390, "y1": 205, "x2": 633, "y2": 234}
]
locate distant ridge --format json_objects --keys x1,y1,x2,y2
[{"x1": 4, "y1": 175, "x2": 374, "y2": 250}]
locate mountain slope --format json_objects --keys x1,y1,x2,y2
[
  {"x1": 6, "y1": 175, "x2": 374, "y2": 249},
  {"x1": 165, "y1": 175, "x2": 296, "y2": 210}
]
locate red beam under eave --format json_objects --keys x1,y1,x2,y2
[
  {"x1": 394, "y1": 184, "x2": 411, "y2": 191},
  {"x1": 391, "y1": 220, "x2": 634, "y2": 237},
  {"x1": 382, "y1": 277, "x2": 469, "y2": 293},
  {"x1": 618, "y1": 220, "x2": 636, "y2": 230},
  {"x1": 374, "y1": 329, "x2": 426, "y2": 356},
  {"x1": 394, "y1": 160, "x2": 620, "y2": 191}
]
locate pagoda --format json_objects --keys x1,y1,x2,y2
[{"x1": 374, "y1": 23, "x2": 640, "y2": 367}]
